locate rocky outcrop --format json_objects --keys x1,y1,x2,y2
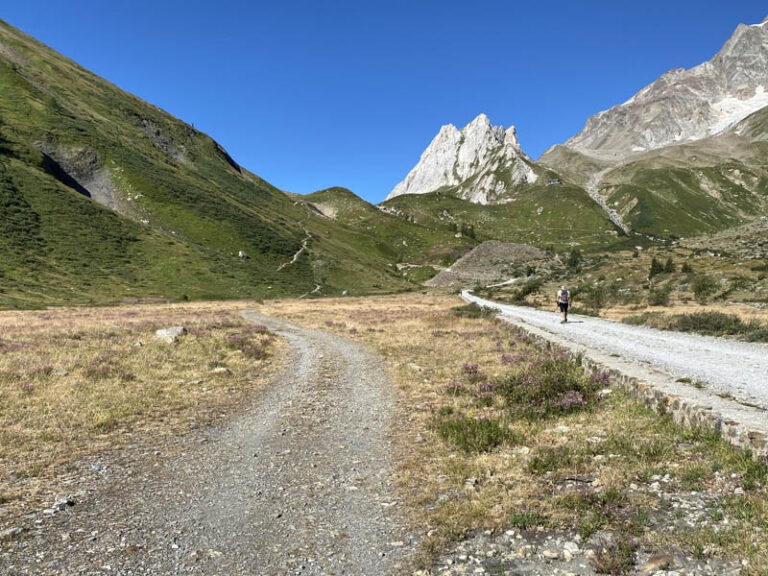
[
  {"x1": 387, "y1": 114, "x2": 541, "y2": 204},
  {"x1": 542, "y1": 15, "x2": 768, "y2": 165},
  {"x1": 38, "y1": 145, "x2": 124, "y2": 213},
  {"x1": 426, "y1": 241, "x2": 547, "y2": 287}
]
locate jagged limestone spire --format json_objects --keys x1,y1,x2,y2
[{"x1": 387, "y1": 115, "x2": 538, "y2": 204}]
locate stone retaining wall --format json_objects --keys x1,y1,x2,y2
[{"x1": 500, "y1": 317, "x2": 768, "y2": 458}]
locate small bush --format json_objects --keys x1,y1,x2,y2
[
  {"x1": 567, "y1": 248, "x2": 582, "y2": 269},
  {"x1": 508, "y1": 510, "x2": 548, "y2": 529},
  {"x1": 744, "y1": 324, "x2": 768, "y2": 343},
  {"x1": 226, "y1": 331, "x2": 270, "y2": 359},
  {"x1": 649, "y1": 257, "x2": 664, "y2": 279},
  {"x1": 670, "y1": 311, "x2": 745, "y2": 335},
  {"x1": 527, "y1": 445, "x2": 573, "y2": 474},
  {"x1": 591, "y1": 534, "x2": 638, "y2": 574},
  {"x1": 504, "y1": 277, "x2": 544, "y2": 304},
  {"x1": 452, "y1": 303, "x2": 495, "y2": 319},
  {"x1": 499, "y1": 354, "x2": 598, "y2": 420},
  {"x1": 623, "y1": 311, "x2": 767, "y2": 342},
  {"x1": 692, "y1": 274, "x2": 718, "y2": 304},
  {"x1": 648, "y1": 284, "x2": 671, "y2": 306},
  {"x1": 434, "y1": 417, "x2": 510, "y2": 453},
  {"x1": 621, "y1": 312, "x2": 660, "y2": 326},
  {"x1": 581, "y1": 284, "x2": 607, "y2": 313}
]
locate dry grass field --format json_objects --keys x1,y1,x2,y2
[
  {"x1": 2, "y1": 293, "x2": 767, "y2": 573},
  {"x1": 0, "y1": 301, "x2": 280, "y2": 520},
  {"x1": 263, "y1": 294, "x2": 768, "y2": 573}
]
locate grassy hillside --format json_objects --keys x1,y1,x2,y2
[
  {"x1": 602, "y1": 165, "x2": 758, "y2": 238},
  {"x1": 0, "y1": 19, "x2": 438, "y2": 306},
  {"x1": 302, "y1": 187, "x2": 472, "y2": 264},
  {"x1": 382, "y1": 183, "x2": 624, "y2": 252},
  {"x1": 538, "y1": 145, "x2": 612, "y2": 188},
  {"x1": 543, "y1": 108, "x2": 768, "y2": 240}
]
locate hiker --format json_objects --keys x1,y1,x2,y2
[{"x1": 556, "y1": 285, "x2": 571, "y2": 323}]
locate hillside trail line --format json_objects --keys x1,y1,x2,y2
[
  {"x1": 3, "y1": 311, "x2": 409, "y2": 575},
  {"x1": 463, "y1": 291, "x2": 768, "y2": 410}
]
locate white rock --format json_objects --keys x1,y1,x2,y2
[
  {"x1": 154, "y1": 326, "x2": 186, "y2": 343},
  {"x1": 542, "y1": 550, "x2": 559, "y2": 559},
  {"x1": 563, "y1": 541, "x2": 580, "y2": 553}
]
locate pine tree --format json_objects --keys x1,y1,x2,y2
[{"x1": 649, "y1": 257, "x2": 664, "y2": 278}]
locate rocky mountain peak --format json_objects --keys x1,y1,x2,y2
[
  {"x1": 386, "y1": 114, "x2": 538, "y2": 204},
  {"x1": 541, "y1": 16, "x2": 768, "y2": 165}
]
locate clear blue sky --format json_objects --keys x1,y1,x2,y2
[{"x1": 3, "y1": 1, "x2": 767, "y2": 203}]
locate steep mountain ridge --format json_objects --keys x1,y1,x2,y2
[
  {"x1": 387, "y1": 114, "x2": 544, "y2": 204},
  {"x1": 0, "y1": 18, "x2": 467, "y2": 306},
  {"x1": 541, "y1": 14, "x2": 768, "y2": 165},
  {"x1": 533, "y1": 15, "x2": 768, "y2": 238}
]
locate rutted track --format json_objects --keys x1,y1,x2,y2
[{"x1": 2, "y1": 312, "x2": 409, "y2": 575}]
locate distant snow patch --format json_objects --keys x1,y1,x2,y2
[{"x1": 709, "y1": 86, "x2": 768, "y2": 135}]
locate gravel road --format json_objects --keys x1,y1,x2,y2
[
  {"x1": 2, "y1": 312, "x2": 408, "y2": 575},
  {"x1": 463, "y1": 291, "x2": 768, "y2": 410}
]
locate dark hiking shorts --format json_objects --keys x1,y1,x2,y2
[{"x1": 558, "y1": 302, "x2": 569, "y2": 313}]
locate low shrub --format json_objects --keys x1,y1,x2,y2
[
  {"x1": 226, "y1": 330, "x2": 270, "y2": 358},
  {"x1": 434, "y1": 416, "x2": 511, "y2": 453},
  {"x1": 671, "y1": 311, "x2": 746, "y2": 335},
  {"x1": 508, "y1": 509, "x2": 548, "y2": 529},
  {"x1": 581, "y1": 284, "x2": 608, "y2": 313},
  {"x1": 510, "y1": 277, "x2": 543, "y2": 304},
  {"x1": 648, "y1": 257, "x2": 664, "y2": 279},
  {"x1": 744, "y1": 324, "x2": 768, "y2": 343},
  {"x1": 499, "y1": 353, "x2": 599, "y2": 420},
  {"x1": 692, "y1": 274, "x2": 718, "y2": 304},
  {"x1": 647, "y1": 284, "x2": 672, "y2": 306},
  {"x1": 452, "y1": 303, "x2": 496, "y2": 319},
  {"x1": 527, "y1": 445, "x2": 573, "y2": 474},
  {"x1": 591, "y1": 534, "x2": 638, "y2": 574},
  {"x1": 623, "y1": 311, "x2": 768, "y2": 342}
]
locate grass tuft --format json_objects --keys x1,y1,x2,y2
[{"x1": 434, "y1": 417, "x2": 512, "y2": 453}]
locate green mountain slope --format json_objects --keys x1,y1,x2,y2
[
  {"x1": 0, "y1": 19, "x2": 452, "y2": 307},
  {"x1": 382, "y1": 182, "x2": 624, "y2": 252},
  {"x1": 599, "y1": 108, "x2": 768, "y2": 239},
  {"x1": 301, "y1": 187, "x2": 472, "y2": 263},
  {"x1": 542, "y1": 106, "x2": 768, "y2": 240}
]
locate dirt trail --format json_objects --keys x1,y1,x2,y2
[
  {"x1": 3, "y1": 312, "x2": 409, "y2": 575},
  {"x1": 277, "y1": 231, "x2": 312, "y2": 271}
]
